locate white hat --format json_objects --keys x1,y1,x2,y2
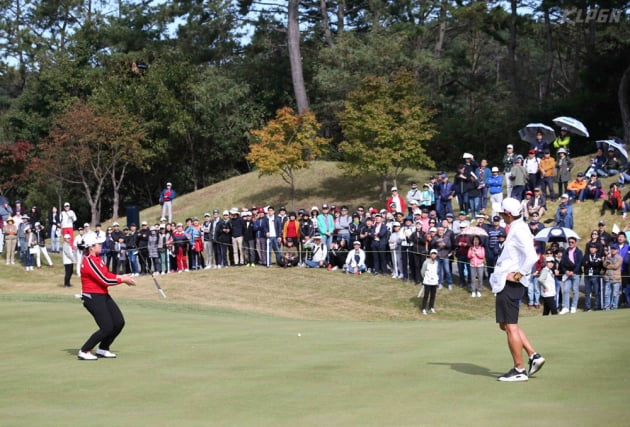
[
  {"x1": 83, "y1": 233, "x2": 105, "y2": 247},
  {"x1": 311, "y1": 206, "x2": 319, "y2": 212},
  {"x1": 83, "y1": 222, "x2": 90, "y2": 227},
  {"x1": 506, "y1": 144, "x2": 514, "y2": 149},
  {"x1": 545, "y1": 257, "x2": 555, "y2": 262},
  {"x1": 557, "y1": 148, "x2": 567, "y2": 154},
  {"x1": 391, "y1": 186, "x2": 398, "y2": 191},
  {"x1": 353, "y1": 241, "x2": 361, "y2": 245},
  {"x1": 160, "y1": 217, "x2": 167, "y2": 221},
  {"x1": 491, "y1": 166, "x2": 499, "y2": 172},
  {"x1": 112, "y1": 222, "x2": 120, "y2": 226},
  {"x1": 35, "y1": 222, "x2": 41, "y2": 227},
  {"x1": 410, "y1": 200, "x2": 419, "y2": 205},
  {"x1": 204, "y1": 213, "x2": 211, "y2": 217},
  {"x1": 222, "y1": 210, "x2": 229, "y2": 215},
  {"x1": 429, "y1": 227, "x2": 437, "y2": 232},
  {"x1": 462, "y1": 152, "x2": 473, "y2": 159},
  {"x1": 149, "y1": 226, "x2": 157, "y2": 231},
  {"x1": 141, "y1": 221, "x2": 148, "y2": 225},
  {"x1": 392, "y1": 222, "x2": 401, "y2": 227},
  {"x1": 500, "y1": 197, "x2": 522, "y2": 216},
  {"x1": 430, "y1": 249, "x2": 438, "y2": 254},
  {"x1": 459, "y1": 220, "x2": 470, "y2": 228},
  {"x1": 64, "y1": 202, "x2": 70, "y2": 207},
  {"x1": 63, "y1": 234, "x2": 71, "y2": 239},
  {"x1": 229, "y1": 207, "x2": 239, "y2": 215},
  {"x1": 166, "y1": 182, "x2": 172, "y2": 186},
  {"x1": 560, "y1": 193, "x2": 569, "y2": 199}
]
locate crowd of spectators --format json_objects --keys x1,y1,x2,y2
[{"x1": 2, "y1": 139, "x2": 630, "y2": 313}]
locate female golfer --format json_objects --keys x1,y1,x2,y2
[{"x1": 78, "y1": 233, "x2": 136, "y2": 360}]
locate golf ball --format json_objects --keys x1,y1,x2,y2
[{"x1": 297, "y1": 333, "x2": 302, "y2": 337}]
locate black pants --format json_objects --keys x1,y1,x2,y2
[
  {"x1": 81, "y1": 293, "x2": 125, "y2": 352},
  {"x1": 422, "y1": 285, "x2": 437, "y2": 310},
  {"x1": 541, "y1": 296, "x2": 558, "y2": 315},
  {"x1": 64, "y1": 263, "x2": 73, "y2": 287}
]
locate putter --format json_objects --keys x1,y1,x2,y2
[{"x1": 147, "y1": 264, "x2": 167, "y2": 298}]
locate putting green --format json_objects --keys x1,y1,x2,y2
[{"x1": 0, "y1": 294, "x2": 627, "y2": 426}]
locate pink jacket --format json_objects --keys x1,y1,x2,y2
[{"x1": 467, "y1": 245, "x2": 485, "y2": 267}]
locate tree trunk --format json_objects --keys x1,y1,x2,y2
[
  {"x1": 288, "y1": 0, "x2": 309, "y2": 114},
  {"x1": 319, "y1": 0, "x2": 335, "y2": 48},
  {"x1": 619, "y1": 64, "x2": 630, "y2": 143},
  {"x1": 337, "y1": 0, "x2": 345, "y2": 34},
  {"x1": 507, "y1": 0, "x2": 518, "y2": 96},
  {"x1": 542, "y1": 7, "x2": 554, "y2": 104}
]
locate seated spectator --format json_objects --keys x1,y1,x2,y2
[
  {"x1": 601, "y1": 183, "x2": 623, "y2": 216},
  {"x1": 603, "y1": 147, "x2": 622, "y2": 177},
  {"x1": 327, "y1": 239, "x2": 348, "y2": 270},
  {"x1": 280, "y1": 238, "x2": 299, "y2": 267},
  {"x1": 304, "y1": 235, "x2": 327, "y2": 268},
  {"x1": 555, "y1": 196, "x2": 574, "y2": 229},
  {"x1": 566, "y1": 172, "x2": 586, "y2": 201},
  {"x1": 344, "y1": 241, "x2": 367, "y2": 274},
  {"x1": 578, "y1": 174, "x2": 602, "y2": 202},
  {"x1": 527, "y1": 187, "x2": 547, "y2": 217}
]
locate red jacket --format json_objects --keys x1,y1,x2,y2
[
  {"x1": 386, "y1": 196, "x2": 406, "y2": 213},
  {"x1": 81, "y1": 254, "x2": 122, "y2": 294}
]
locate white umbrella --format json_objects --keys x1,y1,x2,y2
[
  {"x1": 518, "y1": 123, "x2": 556, "y2": 144},
  {"x1": 534, "y1": 227, "x2": 580, "y2": 243},
  {"x1": 461, "y1": 226, "x2": 489, "y2": 237},
  {"x1": 597, "y1": 139, "x2": 628, "y2": 161},
  {"x1": 553, "y1": 116, "x2": 589, "y2": 138}
]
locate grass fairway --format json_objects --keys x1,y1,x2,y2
[{"x1": 0, "y1": 295, "x2": 628, "y2": 426}]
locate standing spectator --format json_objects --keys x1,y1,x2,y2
[
  {"x1": 420, "y1": 249, "x2": 440, "y2": 315},
  {"x1": 62, "y1": 234, "x2": 75, "y2": 287},
  {"x1": 388, "y1": 222, "x2": 404, "y2": 279},
  {"x1": 4, "y1": 217, "x2": 18, "y2": 264},
  {"x1": 137, "y1": 221, "x2": 151, "y2": 273},
  {"x1": 335, "y1": 206, "x2": 352, "y2": 244},
  {"x1": 147, "y1": 226, "x2": 161, "y2": 274},
  {"x1": 523, "y1": 149, "x2": 541, "y2": 191},
  {"x1": 125, "y1": 224, "x2": 139, "y2": 276},
  {"x1": 157, "y1": 224, "x2": 170, "y2": 274},
  {"x1": 171, "y1": 223, "x2": 189, "y2": 272},
  {"x1": 468, "y1": 235, "x2": 486, "y2": 297},
  {"x1": 436, "y1": 173, "x2": 455, "y2": 220},
  {"x1": 486, "y1": 167, "x2": 504, "y2": 218},
  {"x1": 33, "y1": 222, "x2": 53, "y2": 268},
  {"x1": 582, "y1": 244, "x2": 603, "y2": 311},
  {"x1": 509, "y1": 156, "x2": 528, "y2": 201},
  {"x1": 262, "y1": 206, "x2": 283, "y2": 266},
  {"x1": 454, "y1": 225, "x2": 471, "y2": 288},
  {"x1": 17, "y1": 215, "x2": 30, "y2": 264},
  {"x1": 229, "y1": 209, "x2": 245, "y2": 266},
  {"x1": 24, "y1": 224, "x2": 35, "y2": 271},
  {"x1": 431, "y1": 226, "x2": 453, "y2": 290},
  {"x1": 559, "y1": 237, "x2": 583, "y2": 314},
  {"x1": 489, "y1": 198, "x2": 544, "y2": 382},
  {"x1": 410, "y1": 221, "x2": 428, "y2": 284},
  {"x1": 538, "y1": 257, "x2": 558, "y2": 315},
  {"x1": 406, "y1": 182, "x2": 421, "y2": 215},
  {"x1": 601, "y1": 182, "x2": 623, "y2": 216},
  {"x1": 400, "y1": 216, "x2": 415, "y2": 281},
  {"x1": 387, "y1": 186, "x2": 406, "y2": 214},
  {"x1": 159, "y1": 182, "x2": 176, "y2": 223},
  {"x1": 502, "y1": 144, "x2": 516, "y2": 196},
  {"x1": 538, "y1": 149, "x2": 556, "y2": 201},
  {"x1": 370, "y1": 214, "x2": 389, "y2": 276},
  {"x1": 476, "y1": 159, "x2": 491, "y2": 214},
  {"x1": 528, "y1": 249, "x2": 544, "y2": 309},
  {"x1": 282, "y1": 212, "x2": 301, "y2": 247},
  {"x1": 0, "y1": 200, "x2": 13, "y2": 221},
  {"x1": 531, "y1": 131, "x2": 550, "y2": 158},
  {"x1": 254, "y1": 208, "x2": 268, "y2": 266},
  {"x1": 553, "y1": 127, "x2": 571, "y2": 153},
  {"x1": 47, "y1": 206, "x2": 61, "y2": 253},
  {"x1": 215, "y1": 211, "x2": 232, "y2": 268},
  {"x1": 60, "y1": 202, "x2": 77, "y2": 248},
  {"x1": 603, "y1": 244, "x2": 622, "y2": 310},
  {"x1": 554, "y1": 148, "x2": 573, "y2": 197},
  {"x1": 242, "y1": 211, "x2": 256, "y2": 267},
  {"x1": 555, "y1": 197, "x2": 574, "y2": 229},
  {"x1": 202, "y1": 213, "x2": 214, "y2": 269},
  {"x1": 317, "y1": 204, "x2": 335, "y2": 249}
]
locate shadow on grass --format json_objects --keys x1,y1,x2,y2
[{"x1": 428, "y1": 362, "x2": 500, "y2": 378}]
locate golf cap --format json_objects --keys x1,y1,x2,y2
[
  {"x1": 460, "y1": 220, "x2": 470, "y2": 228},
  {"x1": 204, "y1": 213, "x2": 211, "y2": 217},
  {"x1": 141, "y1": 221, "x2": 148, "y2": 225},
  {"x1": 500, "y1": 198, "x2": 522, "y2": 216},
  {"x1": 430, "y1": 249, "x2": 438, "y2": 254},
  {"x1": 63, "y1": 234, "x2": 71, "y2": 239},
  {"x1": 599, "y1": 221, "x2": 606, "y2": 226},
  {"x1": 429, "y1": 227, "x2": 437, "y2": 232},
  {"x1": 35, "y1": 222, "x2": 41, "y2": 227},
  {"x1": 462, "y1": 152, "x2": 473, "y2": 159},
  {"x1": 353, "y1": 241, "x2": 361, "y2": 246},
  {"x1": 113, "y1": 222, "x2": 119, "y2": 226},
  {"x1": 493, "y1": 215, "x2": 501, "y2": 222},
  {"x1": 608, "y1": 147, "x2": 615, "y2": 151},
  {"x1": 22, "y1": 215, "x2": 29, "y2": 219},
  {"x1": 459, "y1": 211, "x2": 466, "y2": 216},
  {"x1": 611, "y1": 244, "x2": 619, "y2": 250},
  {"x1": 64, "y1": 202, "x2": 70, "y2": 207},
  {"x1": 557, "y1": 148, "x2": 567, "y2": 154},
  {"x1": 491, "y1": 166, "x2": 499, "y2": 172},
  {"x1": 160, "y1": 217, "x2": 167, "y2": 221},
  {"x1": 149, "y1": 226, "x2": 157, "y2": 231},
  {"x1": 391, "y1": 186, "x2": 398, "y2": 191},
  {"x1": 441, "y1": 173, "x2": 448, "y2": 179},
  {"x1": 166, "y1": 182, "x2": 172, "y2": 186},
  {"x1": 506, "y1": 144, "x2": 514, "y2": 149},
  {"x1": 410, "y1": 200, "x2": 418, "y2": 205},
  {"x1": 213, "y1": 209, "x2": 219, "y2": 214},
  {"x1": 545, "y1": 257, "x2": 555, "y2": 262},
  {"x1": 6, "y1": 217, "x2": 13, "y2": 223},
  {"x1": 392, "y1": 222, "x2": 401, "y2": 227},
  {"x1": 321, "y1": 204, "x2": 329, "y2": 209},
  {"x1": 83, "y1": 233, "x2": 105, "y2": 247},
  {"x1": 229, "y1": 207, "x2": 238, "y2": 214},
  {"x1": 222, "y1": 210, "x2": 229, "y2": 215},
  {"x1": 313, "y1": 235, "x2": 322, "y2": 239},
  {"x1": 560, "y1": 193, "x2": 569, "y2": 199},
  {"x1": 83, "y1": 222, "x2": 90, "y2": 227},
  {"x1": 446, "y1": 213, "x2": 454, "y2": 218},
  {"x1": 561, "y1": 126, "x2": 568, "y2": 131},
  {"x1": 528, "y1": 149, "x2": 536, "y2": 155},
  {"x1": 577, "y1": 172, "x2": 584, "y2": 177}
]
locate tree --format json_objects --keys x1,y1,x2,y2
[
  {"x1": 32, "y1": 100, "x2": 147, "y2": 224},
  {"x1": 0, "y1": 139, "x2": 33, "y2": 197},
  {"x1": 247, "y1": 106, "x2": 329, "y2": 210},
  {"x1": 337, "y1": 71, "x2": 437, "y2": 196}
]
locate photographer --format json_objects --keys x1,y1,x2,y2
[{"x1": 582, "y1": 245, "x2": 604, "y2": 311}]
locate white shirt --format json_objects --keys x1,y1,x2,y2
[
  {"x1": 60, "y1": 209, "x2": 77, "y2": 228},
  {"x1": 267, "y1": 215, "x2": 276, "y2": 237},
  {"x1": 489, "y1": 217, "x2": 538, "y2": 293}
]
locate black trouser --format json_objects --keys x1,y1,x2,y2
[
  {"x1": 422, "y1": 285, "x2": 437, "y2": 310},
  {"x1": 64, "y1": 263, "x2": 73, "y2": 287},
  {"x1": 541, "y1": 296, "x2": 558, "y2": 315},
  {"x1": 80, "y1": 293, "x2": 125, "y2": 352}
]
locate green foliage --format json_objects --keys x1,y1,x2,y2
[{"x1": 337, "y1": 72, "x2": 437, "y2": 189}]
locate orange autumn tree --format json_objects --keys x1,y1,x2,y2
[{"x1": 247, "y1": 107, "x2": 329, "y2": 210}]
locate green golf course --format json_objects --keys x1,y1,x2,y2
[{"x1": 0, "y1": 293, "x2": 627, "y2": 426}]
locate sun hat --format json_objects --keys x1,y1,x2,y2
[{"x1": 500, "y1": 198, "x2": 522, "y2": 216}]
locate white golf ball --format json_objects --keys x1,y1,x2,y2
[{"x1": 297, "y1": 333, "x2": 302, "y2": 337}]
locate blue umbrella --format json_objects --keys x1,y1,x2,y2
[{"x1": 534, "y1": 226, "x2": 580, "y2": 243}]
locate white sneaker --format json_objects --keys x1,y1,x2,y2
[
  {"x1": 570, "y1": 307, "x2": 577, "y2": 314},
  {"x1": 430, "y1": 308, "x2": 436, "y2": 314},
  {"x1": 332, "y1": 266, "x2": 338, "y2": 271},
  {"x1": 471, "y1": 292, "x2": 476, "y2": 298},
  {"x1": 422, "y1": 309, "x2": 428, "y2": 315},
  {"x1": 78, "y1": 350, "x2": 98, "y2": 360},
  {"x1": 559, "y1": 308, "x2": 570, "y2": 315},
  {"x1": 95, "y1": 348, "x2": 117, "y2": 358},
  {"x1": 476, "y1": 291, "x2": 482, "y2": 297}
]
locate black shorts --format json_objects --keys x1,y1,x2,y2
[{"x1": 496, "y1": 281, "x2": 525, "y2": 324}]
